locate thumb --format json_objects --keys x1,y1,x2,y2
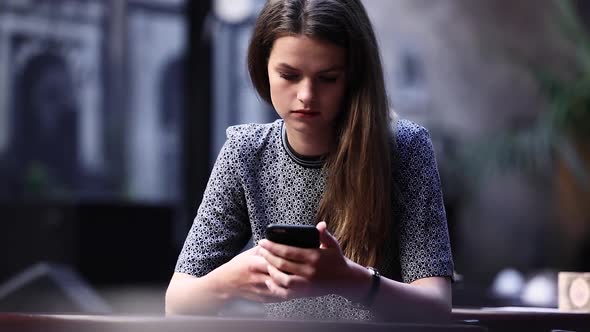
[{"x1": 317, "y1": 221, "x2": 339, "y2": 249}]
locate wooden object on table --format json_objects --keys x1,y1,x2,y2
[{"x1": 558, "y1": 271, "x2": 590, "y2": 312}]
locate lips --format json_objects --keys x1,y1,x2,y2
[{"x1": 291, "y1": 110, "x2": 320, "y2": 116}]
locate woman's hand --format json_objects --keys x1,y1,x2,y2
[
  {"x1": 216, "y1": 245, "x2": 281, "y2": 303},
  {"x1": 258, "y1": 221, "x2": 357, "y2": 300}
]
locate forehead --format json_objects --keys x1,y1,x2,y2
[{"x1": 268, "y1": 35, "x2": 346, "y2": 71}]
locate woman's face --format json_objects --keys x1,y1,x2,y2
[{"x1": 267, "y1": 35, "x2": 347, "y2": 139}]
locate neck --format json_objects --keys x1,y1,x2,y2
[{"x1": 284, "y1": 124, "x2": 334, "y2": 157}]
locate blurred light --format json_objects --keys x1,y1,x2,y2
[
  {"x1": 214, "y1": 0, "x2": 254, "y2": 24},
  {"x1": 521, "y1": 272, "x2": 557, "y2": 307},
  {"x1": 491, "y1": 268, "x2": 524, "y2": 298}
]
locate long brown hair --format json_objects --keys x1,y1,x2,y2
[{"x1": 248, "y1": 0, "x2": 393, "y2": 268}]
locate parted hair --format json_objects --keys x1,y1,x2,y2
[{"x1": 247, "y1": 0, "x2": 393, "y2": 269}]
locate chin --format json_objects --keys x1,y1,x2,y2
[{"x1": 291, "y1": 123, "x2": 336, "y2": 141}]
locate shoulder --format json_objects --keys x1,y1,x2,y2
[
  {"x1": 226, "y1": 120, "x2": 281, "y2": 141},
  {"x1": 392, "y1": 119, "x2": 432, "y2": 164},
  {"x1": 225, "y1": 120, "x2": 282, "y2": 153},
  {"x1": 392, "y1": 118, "x2": 431, "y2": 152}
]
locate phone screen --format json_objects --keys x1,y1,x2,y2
[{"x1": 265, "y1": 224, "x2": 319, "y2": 248}]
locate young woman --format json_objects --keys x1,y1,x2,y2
[{"x1": 166, "y1": 0, "x2": 453, "y2": 322}]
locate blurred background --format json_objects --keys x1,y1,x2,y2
[{"x1": 0, "y1": 0, "x2": 589, "y2": 315}]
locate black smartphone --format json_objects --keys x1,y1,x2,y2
[{"x1": 265, "y1": 224, "x2": 320, "y2": 248}]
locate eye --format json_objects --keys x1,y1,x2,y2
[
  {"x1": 319, "y1": 76, "x2": 338, "y2": 83},
  {"x1": 279, "y1": 73, "x2": 299, "y2": 81}
]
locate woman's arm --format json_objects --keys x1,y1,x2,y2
[
  {"x1": 341, "y1": 260, "x2": 451, "y2": 322},
  {"x1": 165, "y1": 272, "x2": 227, "y2": 316},
  {"x1": 166, "y1": 246, "x2": 279, "y2": 315}
]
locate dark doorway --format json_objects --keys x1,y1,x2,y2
[{"x1": 12, "y1": 45, "x2": 79, "y2": 197}]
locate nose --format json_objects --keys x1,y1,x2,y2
[{"x1": 296, "y1": 79, "x2": 314, "y2": 106}]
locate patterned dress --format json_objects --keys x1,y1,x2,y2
[{"x1": 175, "y1": 119, "x2": 454, "y2": 320}]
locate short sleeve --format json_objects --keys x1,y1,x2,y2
[
  {"x1": 396, "y1": 122, "x2": 454, "y2": 283},
  {"x1": 174, "y1": 136, "x2": 251, "y2": 277}
]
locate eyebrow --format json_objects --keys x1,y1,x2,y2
[{"x1": 275, "y1": 63, "x2": 345, "y2": 73}]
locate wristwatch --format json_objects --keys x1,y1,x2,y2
[{"x1": 360, "y1": 266, "x2": 381, "y2": 307}]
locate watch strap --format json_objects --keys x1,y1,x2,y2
[{"x1": 360, "y1": 266, "x2": 380, "y2": 307}]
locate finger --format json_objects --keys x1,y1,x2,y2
[
  {"x1": 317, "y1": 221, "x2": 340, "y2": 249},
  {"x1": 248, "y1": 255, "x2": 271, "y2": 274},
  {"x1": 267, "y1": 263, "x2": 293, "y2": 288},
  {"x1": 251, "y1": 269, "x2": 276, "y2": 287},
  {"x1": 259, "y1": 239, "x2": 314, "y2": 263},
  {"x1": 268, "y1": 264, "x2": 313, "y2": 295},
  {"x1": 260, "y1": 247, "x2": 316, "y2": 280},
  {"x1": 241, "y1": 276, "x2": 284, "y2": 302},
  {"x1": 265, "y1": 279, "x2": 290, "y2": 300},
  {"x1": 259, "y1": 247, "x2": 304, "y2": 275},
  {"x1": 265, "y1": 271, "x2": 311, "y2": 300}
]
